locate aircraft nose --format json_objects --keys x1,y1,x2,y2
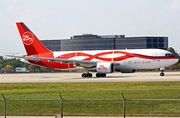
[
  {"x1": 175, "y1": 58, "x2": 179, "y2": 63},
  {"x1": 172, "y1": 56, "x2": 179, "y2": 64}
]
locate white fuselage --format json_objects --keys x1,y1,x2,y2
[{"x1": 52, "y1": 49, "x2": 178, "y2": 70}]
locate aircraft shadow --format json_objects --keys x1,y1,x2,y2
[
  {"x1": 71, "y1": 76, "x2": 134, "y2": 79},
  {"x1": 104, "y1": 76, "x2": 133, "y2": 78},
  {"x1": 165, "y1": 74, "x2": 180, "y2": 76}
]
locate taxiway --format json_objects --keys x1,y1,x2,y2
[{"x1": 0, "y1": 71, "x2": 179, "y2": 83}]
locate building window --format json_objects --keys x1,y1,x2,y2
[
  {"x1": 147, "y1": 44, "x2": 152, "y2": 48},
  {"x1": 159, "y1": 44, "x2": 164, "y2": 48},
  {"x1": 153, "y1": 43, "x2": 158, "y2": 48},
  {"x1": 153, "y1": 38, "x2": 157, "y2": 43},
  {"x1": 146, "y1": 38, "x2": 152, "y2": 43},
  {"x1": 159, "y1": 38, "x2": 164, "y2": 43}
]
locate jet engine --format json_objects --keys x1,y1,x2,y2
[
  {"x1": 96, "y1": 62, "x2": 115, "y2": 73},
  {"x1": 120, "y1": 69, "x2": 137, "y2": 73}
]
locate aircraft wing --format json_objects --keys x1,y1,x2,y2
[
  {"x1": 5, "y1": 55, "x2": 24, "y2": 58},
  {"x1": 5, "y1": 55, "x2": 97, "y2": 68}
]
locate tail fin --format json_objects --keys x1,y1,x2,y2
[{"x1": 16, "y1": 22, "x2": 52, "y2": 56}]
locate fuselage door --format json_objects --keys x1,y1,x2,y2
[
  {"x1": 152, "y1": 52, "x2": 160, "y2": 67},
  {"x1": 152, "y1": 52, "x2": 157, "y2": 57}
]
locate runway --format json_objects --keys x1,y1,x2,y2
[{"x1": 0, "y1": 71, "x2": 180, "y2": 83}]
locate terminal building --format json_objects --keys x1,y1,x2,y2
[{"x1": 40, "y1": 34, "x2": 168, "y2": 51}]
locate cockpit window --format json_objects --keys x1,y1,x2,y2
[{"x1": 165, "y1": 53, "x2": 173, "y2": 57}]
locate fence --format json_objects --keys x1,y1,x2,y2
[{"x1": 0, "y1": 93, "x2": 180, "y2": 118}]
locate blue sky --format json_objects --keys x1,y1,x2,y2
[{"x1": 0, "y1": 0, "x2": 180, "y2": 55}]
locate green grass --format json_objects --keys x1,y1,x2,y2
[{"x1": 0, "y1": 82, "x2": 180, "y2": 116}]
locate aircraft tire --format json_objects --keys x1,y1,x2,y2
[
  {"x1": 82, "y1": 73, "x2": 92, "y2": 78},
  {"x1": 82, "y1": 73, "x2": 87, "y2": 78},
  {"x1": 96, "y1": 73, "x2": 100, "y2": 77},
  {"x1": 87, "y1": 73, "x2": 92, "y2": 78},
  {"x1": 96, "y1": 73, "x2": 106, "y2": 77},
  {"x1": 160, "y1": 72, "x2": 165, "y2": 76},
  {"x1": 102, "y1": 73, "x2": 106, "y2": 77}
]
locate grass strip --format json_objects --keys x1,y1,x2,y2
[{"x1": 0, "y1": 81, "x2": 180, "y2": 116}]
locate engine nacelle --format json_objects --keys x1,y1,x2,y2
[
  {"x1": 120, "y1": 69, "x2": 137, "y2": 73},
  {"x1": 96, "y1": 62, "x2": 115, "y2": 73}
]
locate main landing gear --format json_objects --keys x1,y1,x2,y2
[
  {"x1": 81, "y1": 73, "x2": 107, "y2": 78},
  {"x1": 96, "y1": 73, "x2": 106, "y2": 77},
  {"x1": 82, "y1": 73, "x2": 92, "y2": 78}
]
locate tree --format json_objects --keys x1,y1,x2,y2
[
  {"x1": 167, "y1": 47, "x2": 179, "y2": 58},
  {"x1": 40, "y1": 66, "x2": 49, "y2": 72},
  {"x1": 0, "y1": 56, "x2": 4, "y2": 61},
  {"x1": 6, "y1": 65, "x2": 13, "y2": 70},
  {"x1": 40, "y1": 66, "x2": 54, "y2": 72},
  {"x1": 167, "y1": 47, "x2": 180, "y2": 64},
  {"x1": 0, "y1": 57, "x2": 30, "y2": 70},
  {"x1": 28, "y1": 65, "x2": 40, "y2": 72}
]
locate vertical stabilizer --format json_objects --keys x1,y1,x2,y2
[{"x1": 16, "y1": 22, "x2": 51, "y2": 56}]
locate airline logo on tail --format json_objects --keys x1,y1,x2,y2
[{"x1": 22, "y1": 31, "x2": 34, "y2": 45}]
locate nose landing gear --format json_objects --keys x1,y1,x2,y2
[
  {"x1": 160, "y1": 68, "x2": 165, "y2": 76},
  {"x1": 160, "y1": 71, "x2": 164, "y2": 76}
]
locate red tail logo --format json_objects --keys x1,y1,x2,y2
[
  {"x1": 22, "y1": 32, "x2": 34, "y2": 45},
  {"x1": 98, "y1": 65, "x2": 107, "y2": 70}
]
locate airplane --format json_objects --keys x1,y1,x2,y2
[{"x1": 6, "y1": 22, "x2": 178, "y2": 78}]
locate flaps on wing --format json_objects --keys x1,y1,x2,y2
[
  {"x1": 5, "y1": 55, "x2": 41, "y2": 61},
  {"x1": 33, "y1": 57, "x2": 121, "y2": 68},
  {"x1": 5, "y1": 55, "x2": 96, "y2": 65},
  {"x1": 5, "y1": 55, "x2": 24, "y2": 59},
  {"x1": 33, "y1": 57, "x2": 97, "y2": 68},
  {"x1": 33, "y1": 57, "x2": 96, "y2": 64},
  {"x1": 5, "y1": 55, "x2": 120, "y2": 68}
]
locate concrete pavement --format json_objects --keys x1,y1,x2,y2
[{"x1": 0, "y1": 71, "x2": 180, "y2": 83}]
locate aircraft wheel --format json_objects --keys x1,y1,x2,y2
[
  {"x1": 96, "y1": 73, "x2": 100, "y2": 77},
  {"x1": 82, "y1": 73, "x2": 92, "y2": 78},
  {"x1": 82, "y1": 73, "x2": 87, "y2": 78},
  {"x1": 96, "y1": 73, "x2": 106, "y2": 77},
  {"x1": 87, "y1": 73, "x2": 92, "y2": 78},
  {"x1": 102, "y1": 73, "x2": 106, "y2": 77},
  {"x1": 160, "y1": 72, "x2": 164, "y2": 76}
]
